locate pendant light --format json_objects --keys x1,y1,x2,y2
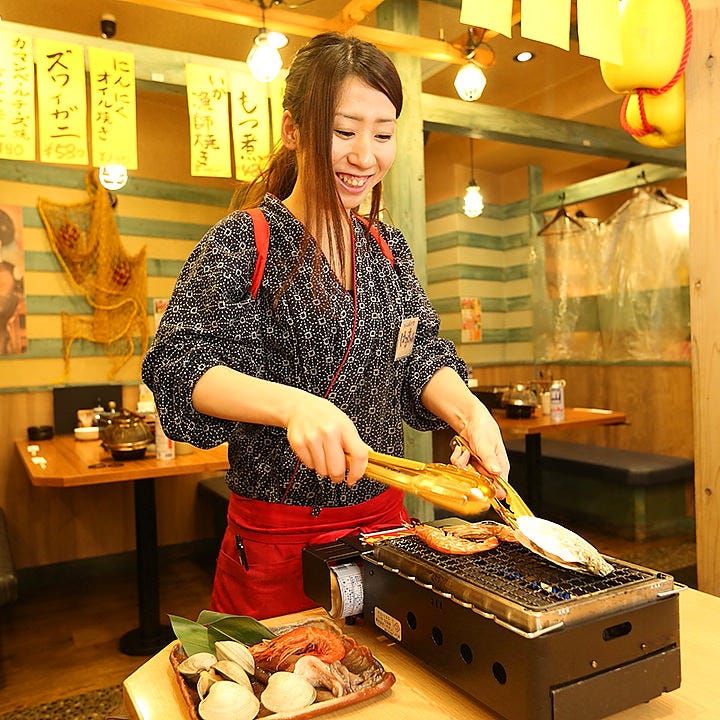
[
  {"x1": 454, "y1": 62, "x2": 487, "y2": 102},
  {"x1": 247, "y1": 1, "x2": 288, "y2": 83},
  {"x1": 98, "y1": 164, "x2": 128, "y2": 191},
  {"x1": 454, "y1": 28, "x2": 494, "y2": 103},
  {"x1": 463, "y1": 138, "x2": 484, "y2": 218}
]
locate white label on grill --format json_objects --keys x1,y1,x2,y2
[
  {"x1": 374, "y1": 607, "x2": 402, "y2": 641},
  {"x1": 330, "y1": 563, "x2": 364, "y2": 617}
]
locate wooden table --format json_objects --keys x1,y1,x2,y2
[
  {"x1": 493, "y1": 407, "x2": 627, "y2": 510},
  {"x1": 15, "y1": 435, "x2": 229, "y2": 655},
  {"x1": 123, "y1": 588, "x2": 720, "y2": 720}
]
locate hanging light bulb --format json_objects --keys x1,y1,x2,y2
[
  {"x1": 98, "y1": 164, "x2": 128, "y2": 191},
  {"x1": 463, "y1": 181, "x2": 484, "y2": 217},
  {"x1": 463, "y1": 139, "x2": 484, "y2": 218},
  {"x1": 247, "y1": 1, "x2": 287, "y2": 83},
  {"x1": 454, "y1": 62, "x2": 487, "y2": 102},
  {"x1": 247, "y1": 31, "x2": 284, "y2": 83},
  {"x1": 453, "y1": 28, "x2": 493, "y2": 102}
]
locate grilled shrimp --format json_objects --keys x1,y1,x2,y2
[
  {"x1": 250, "y1": 626, "x2": 346, "y2": 672},
  {"x1": 413, "y1": 523, "x2": 499, "y2": 555},
  {"x1": 444, "y1": 521, "x2": 519, "y2": 544}
]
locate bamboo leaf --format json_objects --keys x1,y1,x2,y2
[
  {"x1": 168, "y1": 614, "x2": 213, "y2": 656},
  {"x1": 197, "y1": 612, "x2": 276, "y2": 646},
  {"x1": 196, "y1": 610, "x2": 238, "y2": 624}
]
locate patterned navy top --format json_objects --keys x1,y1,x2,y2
[{"x1": 142, "y1": 194, "x2": 466, "y2": 508}]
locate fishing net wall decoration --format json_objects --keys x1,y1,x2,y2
[{"x1": 37, "y1": 169, "x2": 148, "y2": 378}]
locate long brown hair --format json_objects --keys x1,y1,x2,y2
[{"x1": 233, "y1": 32, "x2": 403, "y2": 295}]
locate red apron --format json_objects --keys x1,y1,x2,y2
[{"x1": 210, "y1": 488, "x2": 409, "y2": 619}]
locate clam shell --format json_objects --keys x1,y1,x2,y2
[
  {"x1": 214, "y1": 640, "x2": 255, "y2": 675},
  {"x1": 197, "y1": 669, "x2": 219, "y2": 699},
  {"x1": 178, "y1": 652, "x2": 217, "y2": 681},
  {"x1": 261, "y1": 671, "x2": 316, "y2": 713},
  {"x1": 198, "y1": 680, "x2": 260, "y2": 720},
  {"x1": 213, "y1": 660, "x2": 253, "y2": 691}
]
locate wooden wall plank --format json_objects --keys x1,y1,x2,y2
[{"x1": 685, "y1": 0, "x2": 720, "y2": 595}]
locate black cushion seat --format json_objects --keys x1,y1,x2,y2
[{"x1": 505, "y1": 439, "x2": 693, "y2": 487}]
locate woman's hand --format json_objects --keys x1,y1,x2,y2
[
  {"x1": 420, "y1": 367, "x2": 510, "y2": 495},
  {"x1": 451, "y1": 406, "x2": 510, "y2": 480},
  {"x1": 449, "y1": 406, "x2": 510, "y2": 500},
  {"x1": 285, "y1": 394, "x2": 369, "y2": 486},
  {"x1": 192, "y1": 366, "x2": 368, "y2": 485}
]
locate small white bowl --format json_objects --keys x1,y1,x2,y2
[{"x1": 74, "y1": 426, "x2": 99, "y2": 441}]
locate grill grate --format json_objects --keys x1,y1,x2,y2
[{"x1": 374, "y1": 535, "x2": 666, "y2": 613}]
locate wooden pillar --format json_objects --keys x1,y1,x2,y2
[
  {"x1": 685, "y1": 0, "x2": 720, "y2": 595},
  {"x1": 377, "y1": 0, "x2": 433, "y2": 521}
]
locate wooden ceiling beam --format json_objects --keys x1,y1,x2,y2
[
  {"x1": 332, "y1": 0, "x2": 385, "y2": 32},
  {"x1": 117, "y1": 0, "x2": 487, "y2": 65},
  {"x1": 421, "y1": 92, "x2": 687, "y2": 168}
]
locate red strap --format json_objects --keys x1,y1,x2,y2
[
  {"x1": 247, "y1": 208, "x2": 269, "y2": 299},
  {"x1": 247, "y1": 208, "x2": 394, "y2": 299},
  {"x1": 354, "y1": 213, "x2": 395, "y2": 267}
]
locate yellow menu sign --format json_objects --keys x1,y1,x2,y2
[
  {"x1": 186, "y1": 63, "x2": 231, "y2": 178},
  {"x1": 231, "y1": 73, "x2": 272, "y2": 182},
  {"x1": 35, "y1": 38, "x2": 88, "y2": 165},
  {"x1": 0, "y1": 32, "x2": 36, "y2": 161},
  {"x1": 88, "y1": 46, "x2": 138, "y2": 169}
]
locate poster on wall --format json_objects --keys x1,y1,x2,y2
[
  {"x1": 461, "y1": 297, "x2": 482, "y2": 343},
  {"x1": 153, "y1": 298, "x2": 169, "y2": 332},
  {"x1": 0, "y1": 204, "x2": 27, "y2": 355}
]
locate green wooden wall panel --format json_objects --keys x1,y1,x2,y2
[
  {"x1": 117, "y1": 217, "x2": 211, "y2": 240},
  {"x1": 145, "y1": 258, "x2": 185, "y2": 278},
  {"x1": 442, "y1": 328, "x2": 531, "y2": 345},
  {"x1": 25, "y1": 252, "x2": 186, "y2": 278},
  {"x1": 433, "y1": 296, "x2": 529, "y2": 314},
  {"x1": 23, "y1": 337, "x2": 145, "y2": 358},
  {"x1": 428, "y1": 265, "x2": 506, "y2": 283},
  {"x1": 26, "y1": 296, "x2": 92, "y2": 314},
  {"x1": 1, "y1": 159, "x2": 232, "y2": 205},
  {"x1": 22, "y1": 203, "x2": 214, "y2": 239}
]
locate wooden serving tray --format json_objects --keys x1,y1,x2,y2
[{"x1": 169, "y1": 619, "x2": 396, "y2": 720}]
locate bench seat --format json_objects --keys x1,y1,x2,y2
[
  {"x1": 506, "y1": 439, "x2": 694, "y2": 541},
  {"x1": 0, "y1": 507, "x2": 18, "y2": 607}
]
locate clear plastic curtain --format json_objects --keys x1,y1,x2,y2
[
  {"x1": 599, "y1": 188, "x2": 690, "y2": 362},
  {"x1": 532, "y1": 188, "x2": 690, "y2": 363},
  {"x1": 532, "y1": 213, "x2": 604, "y2": 362}
]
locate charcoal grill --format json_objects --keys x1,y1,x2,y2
[{"x1": 302, "y1": 529, "x2": 681, "y2": 720}]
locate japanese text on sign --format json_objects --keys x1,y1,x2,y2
[
  {"x1": 186, "y1": 63, "x2": 231, "y2": 178},
  {"x1": 88, "y1": 47, "x2": 138, "y2": 169},
  {"x1": 0, "y1": 32, "x2": 36, "y2": 161},
  {"x1": 231, "y1": 73, "x2": 272, "y2": 182},
  {"x1": 35, "y1": 38, "x2": 88, "y2": 165}
]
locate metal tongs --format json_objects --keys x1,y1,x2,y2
[
  {"x1": 365, "y1": 449, "x2": 495, "y2": 517},
  {"x1": 450, "y1": 436, "x2": 614, "y2": 576}
]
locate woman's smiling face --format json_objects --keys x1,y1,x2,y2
[{"x1": 331, "y1": 76, "x2": 397, "y2": 211}]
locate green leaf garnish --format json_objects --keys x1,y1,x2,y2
[
  {"x1": 169, "y1": 611, "x2": 276, "y2": 656},
  {"x1": 168, "y1": 614, "x2": 213, "y2": 656},
  {"x1": 205, "y1": 615, "x2": 276, "y2": 646}
]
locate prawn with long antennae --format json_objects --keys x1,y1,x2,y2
[{"x1": 411, "y1": 523, "x2": 500, "y2": 555}]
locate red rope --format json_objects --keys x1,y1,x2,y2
[{"x1": 620, "y1": 0, "x2": 693, "y2": 137}]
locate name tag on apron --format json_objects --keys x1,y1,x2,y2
[{"x1": 395, "y1": 317, "x2": 419, "y2": 360}]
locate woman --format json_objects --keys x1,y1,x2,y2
[{"x1": 142, "y1": 32, "x2": 509, "y2": 619}]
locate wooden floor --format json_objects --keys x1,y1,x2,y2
[
  {"x1": 0, "y1": 529, "x2": 696, "y2": 716},
  {"x1": 0, "y1": 553, "x2": 214, "y2": 716}
]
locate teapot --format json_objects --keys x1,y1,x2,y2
[
  {"x1": 97, "y1": 402, "x2": 154, "y2": 460},
  {"x1": 501, "y1": 384, "x2": 538, "y2": 419}
]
